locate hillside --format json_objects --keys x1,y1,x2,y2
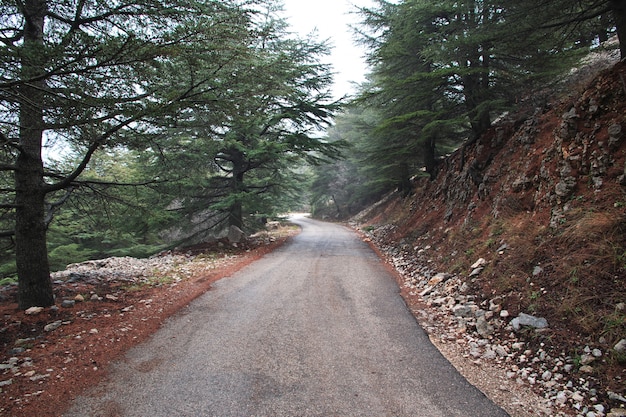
[{"x1": 352, "y1": 60, "x2": 626, "y2": 416}]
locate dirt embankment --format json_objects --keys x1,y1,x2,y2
[{"x1": 353, "y1": 61, "x2": 626, "y2": 416}]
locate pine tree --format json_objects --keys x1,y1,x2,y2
[{"x1": 0, "y1": 0, "x2": 256, "y2": 308}]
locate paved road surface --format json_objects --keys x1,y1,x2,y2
[{"x1": 65, "y1": 216, "x2": 508, "y2": 417}]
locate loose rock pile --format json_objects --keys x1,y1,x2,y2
[
  {"x1": 49, "y1": 229, "x2": 278, "y2": 287},
  {"x1": 359, "y1": 224, "x2": 626, "y2": 417}
]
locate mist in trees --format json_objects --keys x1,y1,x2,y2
[{"x1": 310, "y1": 0, "x2": 622, "y2": 219}]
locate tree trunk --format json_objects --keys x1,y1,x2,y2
[
  {"x1": 16, "y1": 0, "x2": 54, "y2": 309},
  {"x1": 423, "y1": 137, "x2": 438, "y2": 180},
  {"x1": 611, "y1": 0, "x2": 626, "y2": 59},
  {"x1": 464, "y1": 66, "x2": 491, "y2": 141},
  {"x1": 229, "y1": 149, "x2": 246, "y2": 230},
  {"x1": 397, "y1": 162, "x2": 412, "y2": 196}
]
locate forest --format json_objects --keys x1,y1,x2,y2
[{"x1": 1, "y1": 0, "x2": 624, "y2": 309}]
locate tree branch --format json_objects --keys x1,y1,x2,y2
[
  {"x1": 0, "y1": 164, "x2": 17, "y2": 171},
  {"x1": 43, "y1": 73, "x2": 214, "y2": 194},
  {"x1": 0, "y1": 230, "x2": 15, "y2": 238},
  {"x1": 44, "y1": 188, "x2": 74, "y2": 226},
  {"x1": 71, "y1": 178, "x2": 166, "y2": 187},
  {"x1": 539, "y1": 5, "x2": 612, "y2": 30}
]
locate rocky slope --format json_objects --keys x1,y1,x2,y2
[{"x1": 352, "y1": 60, "x2": 626, "y2": 417}]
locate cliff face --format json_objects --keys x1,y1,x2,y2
[{"x1": 354, "y1": 61, "x2": 626, "y2": 407}]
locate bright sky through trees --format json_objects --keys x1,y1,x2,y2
[{"x1": 282, "y1": 0, "x2": 374, "y2": 99}]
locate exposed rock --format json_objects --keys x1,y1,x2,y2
[
  {"x1": 61, "y1": 300, "x2": 75, "y2": 308},
  {"x1": 469, "y1": 267, "x2": 483, "y2": 277},
  {"x1": 44, "y1": 321, "x2": 62, "y2": 332},
  {"x1": 227, "y1": 225, "x2": 246, "y2": 244},
  {"x1": 453, "y1": 305, "x2": 474, "y2": 318},
  {"x1": 608, "y1": 123, "x2": 623, "y2": 146},
  {"x1": 428, "y1": 272, "x2": 449, "y2": 286},
  {"x1": 476, "y1": 315, "x2": 494, "y2": 338},
  {"x1": 510, "y1": 313, "x2": 548, "y2": 331},
  {"x1": 608, "y1": 391, "x2": 626, "y2": 403},
  {"x1": 580, "y1": 354, "x2": 595, "y2": 365},
  {"x1": 482, "y1": 348, "x2": 497, "y2": 360},
  {"x1": 555, "y1": 177, "x2": 577, "y2": 197},
  {"x1": 14, "y1": 338, "x2": 34, "y2": 347},
  {"x1": 471, "y1": 258, "x2": 486, "y2": 269},
  {"x1": 25, "y1": 306, "x2": 44, "y2": 315},
  {"x1": 614, "y1": 339, "x2": 626, "y2": 353}
]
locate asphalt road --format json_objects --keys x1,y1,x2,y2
[{"x1": 65, "y1": 215, "x2": 508, "y2": 417}]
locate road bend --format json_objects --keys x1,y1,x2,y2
[{"x1": 65, "y1": 215, "x2": 508, "y2": 417}]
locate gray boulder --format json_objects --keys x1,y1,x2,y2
[
  {"x1": 227, "y1": 225, "x2": 246, "y2": 244},
  {"x1": 511, "y1": 312, "x2": 548, "y2": 331}
]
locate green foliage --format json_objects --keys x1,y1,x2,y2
[
  {"x1": 309, "y1": 0, "x2": 617, "y2": 215},
  {"x1": 48, "y1": 244, "x2": 97, "y2": 272},
  {"x1": 310, "y1": 107, "x2": 391, "y2": 217},
  {"x1": 147, "y1": 9, "x2": 343, "y2": 233},
  {"x1": 0, "y1": 0, "x2": 345, "y2": 286}
]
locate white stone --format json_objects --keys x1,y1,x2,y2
[
  {"x1": 555, "y1": 391, "x2": 568, "y2": 405},
  {"x1": 580, "y1": 354, "x2": 595, "y2": 365},
  {"x1": 469, "y1": 267, "x2": 483, "y2": 277},
  {"x1": 44, "y1": 321, "x2": 63, "y2": 332},
  {"x1": 580, "y1": 365, "x2": 594, "y2": 373},
  {"x1": 25, "y1": 307, "x2": 44, "y2": 315},
  {"x1": 471, "y1": 258, "x2": 486, "y2": 269},
  {"x1": 608, "y1": 391, "x2": 626, "y2": 403},
  {"x1": 482, "y1": 349, "x2": 497, "y2": 360},
  {"x1": 511, "y1": 313, "x2": 548, "y2": 331},
  {"x1": 495, "y1": 346, "x2": 509, "y2": 357}
]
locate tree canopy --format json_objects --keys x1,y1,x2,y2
[
  {"x1": 310, "y1": 0, "x2": 622, "y2": 216},
  {"x1": 0, "y1": 0, "x2": 340, "y2": 309}
]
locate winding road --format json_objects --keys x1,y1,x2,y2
[{"x1": 65, "y1": 215, "x2": 508, "y2": 417}]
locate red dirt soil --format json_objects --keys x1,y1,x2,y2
[{"x1": 0, "y1": 230, "x2": 297, "y2": 417}]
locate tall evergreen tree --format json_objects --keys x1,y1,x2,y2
[
  {"x1": 151, "y1": 10, "x2": 342, "y2": 233},
  {"x1": 0, "y1": 0, "x2": 256, "y2": 309},
  {"x1": 354, "y1": 0, "x2": 617, "y2": 190}
]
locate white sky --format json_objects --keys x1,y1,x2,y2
[{"x1": 281, "y1": 0, "x2": 374, "y2": 99}]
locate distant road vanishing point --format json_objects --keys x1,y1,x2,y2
[{"x1": 65, "y1": 215, "x2": 509, "y2": 417}]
